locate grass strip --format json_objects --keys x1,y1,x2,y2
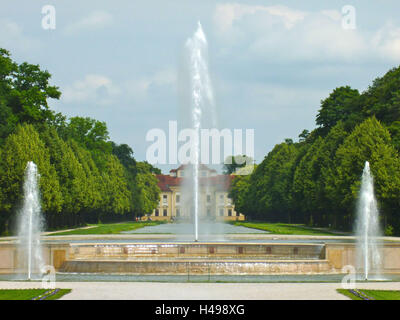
[
  {"x1": 232, "y1": 221, "x2": 340, "y2": 236},
  {"x1": 49, "y1": 221, "x2": 163, "y2": 236},
  {"x1": 0, "y1": 288, "x2": 71, "y2": 300}
]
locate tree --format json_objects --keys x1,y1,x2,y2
[
  {"x1": 361, "y1": 66, "x2": 400, "y2": 125},
  {"x1": 331, "y1": 117, "x2": 400, "y2": 231},
  {"x1": 245, "y1": 141, "x2": 298, "y2": 221},
  {"x1": 110, "y1": 143, "x2": 160, "y2": 217},
  {"x1": 298, "y1": 129, "x2": 310, "y2": 142},
  {"x1": 0, "y1": 101, "x2": 18, "y2": 143},
  {"x1": 102, "y1": 154, "x2": 131, "y2": 215},
  {"x1": 292, "y1": 137, "x2": 324, "y2": 225},
  {"x1": 0, "y1": 124, "x2": 62, "y2": 232},
  {"x1": 68, "y1": 139, "x2": 103, "y2": 217},
  {"x1": 132, "y1": 162, "x2": 160, "y2": 216},
  {"x1": 58, "y1": 117, "x2": 112, "y2": 167},
  {"x1": 0, "y1": 49, "x2": 61, "y2": 127},
  {"x1": 223, "y1": 155, "x2": 254, "y2": 175},
  {"x1": 142, "y1": 161, "x2": 161, "y2": 174},
  {"x1": 111, "y1": 142, "x2": 137, "y2": 170},
  {"x1": 229, "y1": 174, "x2": 251, "y2": 215},
  {"x1": 293, "y1": 122, "x2": 348, "y2": 227},
  {"x1": 316, "y1": 86, "x2": 360, "y2": 132},
  {"x1": 8, "y1": 62, "x2": 61, "y2": 124},
  {"x1": 0, "y1": 49, "x2": 18, "y2": 141},
  {"x1": 41, "y1": 127, "x2": 87, "y2": 224}
]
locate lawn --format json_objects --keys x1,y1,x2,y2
[
  {"x1": 337, "y1": 289, "x2": 400, "y2": 300},
  {"x1": 49, "y1": 221, "x2": 163, "y2": 236},
  {"x1": 232, "y1": 221, "x2": 341, "y2": 236},
  {"x1": 0, "y1": 289, "x2": 71, "y2": 300}
]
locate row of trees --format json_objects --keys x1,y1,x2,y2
[
  {"x1": 0, "y1": 48, "x2": 160, "y2": 235},
  {"x1": 230, "y1": 66, "x2": 400, "y2": 235}
]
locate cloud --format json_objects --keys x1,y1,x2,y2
[
  {"x1": 124, "y1": 68, "x2": 177, "y2": 100},
  {"x1": 62, "y1": 74, "x2": 121, "y2": 105},
  {"x1": 0, "y1": 19, "x2": 41, "y2": 53},
  {"x1": 372, "y1": 22, "x2": 400, "y2": 62},
  {"x1": 62, "y1": 67, "x2": 176, "y2": 108},
  {"x1": 214, "y1": 4, "x2": 306, "y2": 34},
  {"x1": 321, "y1": 10, "x2": 342, "y2": 22},
  {"x1": 64, "y1": 11, "x2": 113, "y2": 35},
  {"x1": 213, "y1": 3, "x2": 400, "y2": 64}
]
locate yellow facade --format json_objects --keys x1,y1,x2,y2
[{"x1": 147, "y1": 165, "x2": 245, "y2": 221}]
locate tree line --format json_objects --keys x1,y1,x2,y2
[
  {"x1": 0, "y1": 48, "x2": 160, "y2": 235},
  {"x1": 230, "y1": 65, "x2": 400, "y2": 236}
]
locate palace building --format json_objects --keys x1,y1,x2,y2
[{"x1": 149, "y1": 164, "x2": 245, "y2": 221}]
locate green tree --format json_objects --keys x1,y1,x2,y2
[
  {"x1": 0, "y1": 124, "x2": 62, "y2": 232},
  {"x1": 293, "y1": 122, "x2": 348, "y2": 227},
  {"x1": 59, "y1": 117, "x2": 111, "y2": 152},
  {"x1": 68, "y1": 139, "x2": 103, "y2": 215},
  {"x1": 0, "y1": 49, "x2": 61, "y2": 127},
  {"x1": 229, "y1": 174, "x2": 251, "y2": 215},
  {"x1": 246, "y1": 141, "x2": 298, "y2": 221},
  {"x1": 331, "y1": 117, "x2": 400, "y2": 231},
  {"x1": 292, "y1": 137, "x2": 324, "y2": 225},
  {"x1": 102, "y1": 154, "x2": 131, "y2": 215},
  {"x1": 360, "y1": 66, "x2": 400, "y2": 125},
  {"x1": 316, "y1": 86, "x2": 360, "y2": 132},
  {"x1": 41, "y1": 127, "x2": 87, "y2": 219},
  {"x1": 223, "y1": 155, "x2": 254, "y2": 175},
  {"x1": 132, "y1": 162, "x2": 160, "y2": 217}
]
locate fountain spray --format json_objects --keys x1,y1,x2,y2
[
  {"x1": 185, "y1": 22, "x2": 215, "y2": 241},
  {"x1": 355, "y1": 161, "x2": 383, "y2": 280},
  {"x1": 17, "y1": 161, "x2": 44, "y2": 279}
]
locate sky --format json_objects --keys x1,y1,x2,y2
[{"x1": 1, "y1": 0, "x2": 400, "y2": 173}]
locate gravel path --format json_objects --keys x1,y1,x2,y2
[{"x1": 0, "y1": 281, "x2": 399, "y2": 300}]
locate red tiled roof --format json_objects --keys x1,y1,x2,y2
[
  {"x1": 169, "y1": 164, "x2": 217, "y2": 173},
  {"x1": 156, "y1": 174, "x2": 182, "y2": 192},
  {"x1": 156, "y1": 173, "x2": 233, "y2": 192}
]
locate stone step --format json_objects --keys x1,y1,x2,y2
[
  {"x1": 60, "y1": 259, "x2": 333, "y2": 274},
  {"x1": 69, "y1": 243, "x2": 325, "y2": 260},
  {"x1": 69, "y1": 255, "x2": 324, "y2": 261}
]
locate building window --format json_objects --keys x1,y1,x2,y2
[
  {"x1": 163, "y1": 209, "x2": 168, "y2": 216},
  {"x1": 236, "y1": 211, "x2": 240, "y2": 217},
  {"x1": 206, "y1": 194, "x2": 211, "y2": 203},
  {"x1": 176, "y1": 208, "x2": 180, "y2": 217},
  {"x1": 180, "y1": 171, "x2": 185, "y2": 177},
  {"x1": 155, "y1": 209, "x2": 159, "y2": 217},
  {"x1": 176, "y1": 194, "x2": 180, "y2": 203},
  {"x1": 201, "y1": 171, "x2": 207, "y2": 177},
  {"x1": 163, "y1": 194, "x2": 168, "y2": 204},
  {"x1": 219, "y1": 194, "x2": 224, "y2": 204},
  {"x1": 219, "y1": 208, "x2": 224, "y2": 216},
  {"x1": 228, "y1": 209, "x2": 232, "y2": 217},
  {"x1": 207, "y1": 208, "x2": 211, "y2": 217}
]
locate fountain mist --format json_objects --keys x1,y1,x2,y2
[
  {"x1": 184, "y1": 22, "x2": 216, "y2": 241},
  {"x1": 355, "y1": 161, "x2": 383, "y2": 280},
  {"x1": 17, "y1": 161, "x2": 44, "y2": 279}
]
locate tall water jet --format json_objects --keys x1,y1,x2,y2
[
  {"x1": 17, "y1": 161, "x2": 44, "y2": 280},
  {"x1": 355, "y1": 161, "x2": 383, "y2": 280},
  {"x1": 184, "y1": 22, "x2": 216, "y2": 241}
]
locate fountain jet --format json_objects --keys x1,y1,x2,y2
[
  {"x1": 17, "y1": 161, "x2": 44, "y2": 280},
  {"x1": 184, "y1": 22, "x2": 216, "y2": 241},
  {"x1": 355, "y1": 161, "x2": 383, "y2": 280}
]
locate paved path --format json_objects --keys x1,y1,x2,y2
[
  {"x1": 122, "y1": 222, "x2": 268, "y2": 235},
  {"x1": 0, "y1": 281, "x2": 399, "y2": 300}
]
